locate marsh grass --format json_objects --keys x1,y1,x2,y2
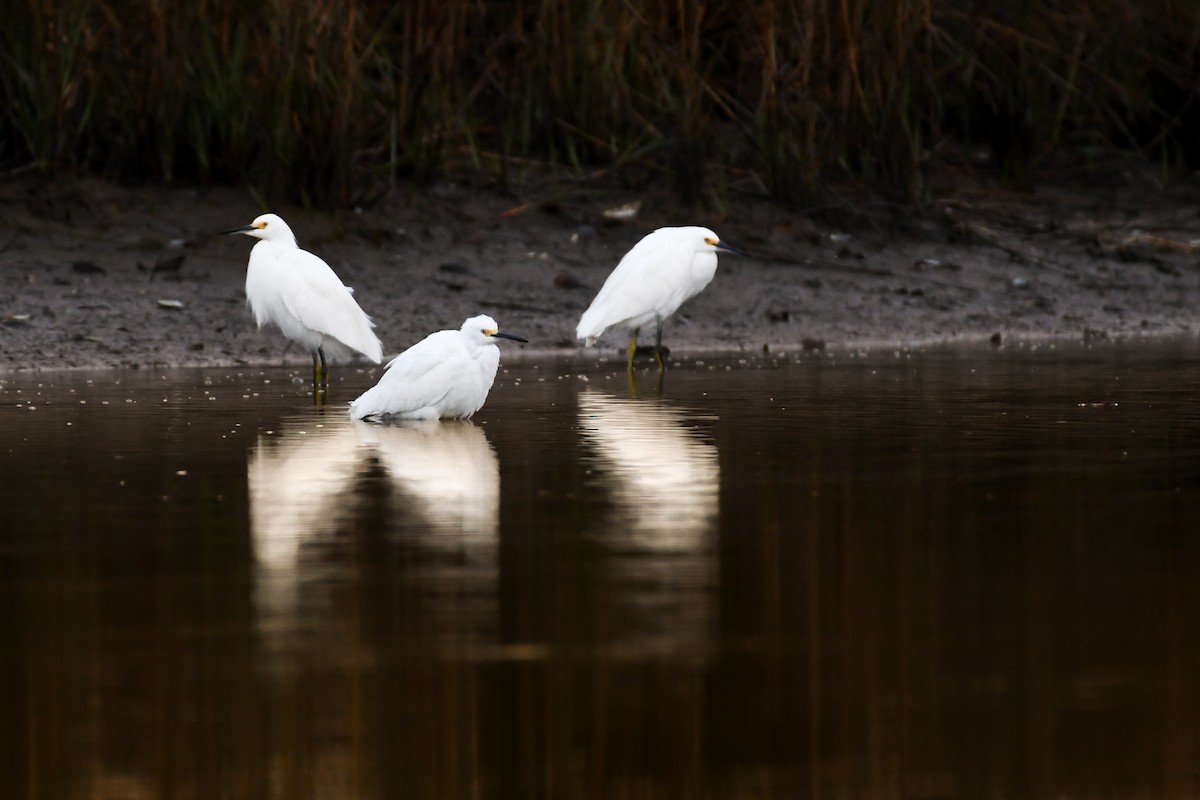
[{"x1": 2, "y1": 0, "x2": 1198, "y2": 207}]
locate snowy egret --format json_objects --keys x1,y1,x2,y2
[
  {"x1": 350, "y1": 315, "x2": 527, "y2": 421},
  {"x1": 576, "y1": 226, "x2": 749, "y2": 371},
  {"x1": 223, "y1": 213, "x2": 383, "y2": 392}
]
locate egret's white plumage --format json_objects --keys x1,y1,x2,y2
[
  {"x1": 225, "y1": 213, "x2": 382, "y2": 386},
  {"x1": 350, "y1": 314, "x2": 526, "y2": 421},
  {"x1": 576, "y1": 226, "x2": 748, "y2": 369}
]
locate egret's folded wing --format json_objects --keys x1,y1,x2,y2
[
  {"x1": 280, "y1": 250, "x2": 383, "y2": 362},
  {"x1": 352, "y1": 332, "x2": 459, "y2": 417},
  {"x1": 578, "y1": 234, "x2": 690, "y2": 336}
]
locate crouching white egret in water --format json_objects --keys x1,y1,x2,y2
[
  {"x1": 223, "y1": 213, "x2": 383, "y2": 394},
  {"x1": 350, "y1": 315, "x2": 527, "y2": 421},
  {"x1": 576, "y1": 226, "x2": 749, "y2": 371}
]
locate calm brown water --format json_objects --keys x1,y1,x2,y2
[{"x1": 2, "y1": 343, "x2": 1199, "y2": 799}]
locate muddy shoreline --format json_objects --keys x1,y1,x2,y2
[{"x1": 3, "y1": 171, "x2": 1199, "y2": 374}]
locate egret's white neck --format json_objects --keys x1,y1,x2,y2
[{"x1": 252, "y1": 234, "x2": 297, "y2": 256}]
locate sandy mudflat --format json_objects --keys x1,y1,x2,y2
[{"x1": 2, "y1": 170, "x2": 1199, "y2": 373}]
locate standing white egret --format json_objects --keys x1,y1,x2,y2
[
  {"x1": 350, "y1": 314, "x2": 527, "y2": 421},
  {"x1": 576, "y1": 226, "x2": 749, "y2": 371},
  {"x1": 223, "y1": 213, "x2": 383, "y2": 392}
]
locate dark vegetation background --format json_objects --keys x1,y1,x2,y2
[{"x1": 3, "y1": 0, "x2": 1200, "y2": 208}]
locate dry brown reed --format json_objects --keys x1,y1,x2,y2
[{"x1": 2, "y1": 0, "x2": 1197, "y2": 206}]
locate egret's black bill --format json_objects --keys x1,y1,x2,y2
[
  {"x1": 220, "y1": 224, "x2": 255, "y2": 235},
  {"x1": 716, "y1": 241, "x2": 751, "y2": 258},
  {"x1": 492, "y1": 332, "x2": 529, "y2": 343}
]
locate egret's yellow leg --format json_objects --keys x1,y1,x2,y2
[
  {"x1": 625, "y1": 331, "x2": 640, "y2": 395},
  {"x1": 312, "y1": 349, "x2": 329, "y2": 404},
  {"x1": 653, "y1": 321, "x2": 666, "y2": 372}
]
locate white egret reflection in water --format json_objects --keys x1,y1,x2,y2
[
  {"x1": 248, "y1": 415, "x2": 502, "y2": 657},
  {"x1": 352, "y1": 419, "x2": 500, "y2": 543},
  {"x1": 577, "y1": 389, "x2": 720, "y2": 658},
  {"x1": 248, "y1": 421, "x2": 365, "y2": 643},
  {"x1": 353, "y1": 419, "x2": 501, "y2": 642},
  {"x1": 4, "y1": 349, "x2": 1200, "y2": 800}
]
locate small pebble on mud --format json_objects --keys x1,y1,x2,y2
[{"x1": 554, "y1": 271, "x2": 585, "y2": 290}]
